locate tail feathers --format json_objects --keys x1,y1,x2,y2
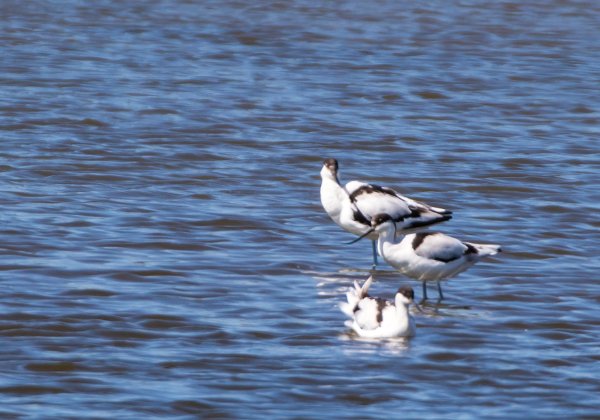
[
  {"x1": 469, "y1": 243, "x2": 502, "y2": 257},
  {"x1": 430, "y1": 206, "x2": 452, "y2": 216},
  {"x1": 340, "y1": 287, "x2": 360, "y2": 318},
  {"x1": 401, "y1": 194, "x2": 452, "y2": 216},
  {"x1": 358, "y1": 275, "x2": 374, "y2": 299},
  {"x1": 340, "y1": 276, "x2": 374, "y2": 318}
]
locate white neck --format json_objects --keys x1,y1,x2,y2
[
  {"x1": 320, "y1": 168, "x2": 347, "y2": 222},
  {"x1": 394, "y1": 299, "x2": 410, "y2": 316},
  {"x1": 376, "y1": 225, "x2": 397, "y2": 259},
  {"x1": 392, "y1": 297, "x2": 412, "y2": 332}
]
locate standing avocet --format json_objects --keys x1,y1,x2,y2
[
  {"x1": 353, "y1": 213, "x2": 501, "y2": 300},
  {"x1": 319, "y1": 158, "x2": 452, "y2": 269},
  {"x1": 340, "y1": 275, "x2": 416, "y2": 338}
]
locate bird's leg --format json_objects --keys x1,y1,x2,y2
[
  {"x1": 371, "y1": 240, "x2": 378, "y2": 270},
  {"x1": 422, "y1": 281, "x2": 428, "y2": 300},
  {"x1": 437, "y1": 281, "x2": 444, "y2": 300}
]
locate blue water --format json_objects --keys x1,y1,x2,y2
[{"x1": 1, "y1": 0, "x2": 599, "y2": 418}]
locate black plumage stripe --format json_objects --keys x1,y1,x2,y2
[
  {"x1": 432, "y1": 255, "x2": 461, "y2": 263},
  {"x1": 432, "y1": 243, "x2": 477, "y2": 263},
  {"x1": 412, "y1": 232, "x2": 438, "y2": 250},
  {"x1": 413, "y1": 232, "x2": 473, "y2": 264},
  {"x1": 465, "y1": 243, "x2": 478, "y2": 255},
  {"x1": 403, "y1": 214, "x2": 452, "y2": 229},
  {"x1": 352, "y1": 208, "x2": 370, "y2": 226},
  {"x1": 348, "y1": 184, "x2": 396, "y2": 203},
  {"x1": 375, "y1": 298, "x2": 387, "y2": 324}
]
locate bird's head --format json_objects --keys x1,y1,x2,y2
[{"x1": 320, "y1": 158, "x2": 339, "y2": 181}]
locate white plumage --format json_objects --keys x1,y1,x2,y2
[
  {"x1": 368, "y1": 213, "x2": 502, "y2": 300},
  {"x1": 339, "y1": 275, "x2": 416, "y2": 338},
  {"x1": 319, "y1": 158, "x2": 452, "y2": 268}
]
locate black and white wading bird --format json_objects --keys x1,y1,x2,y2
[
  {"x1": 340, "y1": 275, "x2": 417, "y2": 338},
  {"x1": 320, "y1": 158, "x2": 452, "y2": 269},
  {"x1": 351, "y1": 213, "x2": 502, "y2": 300}
]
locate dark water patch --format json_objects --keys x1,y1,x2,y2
[
  {"x1": 98, "y1": 329, "x2": 161, "y2": 340},
  {"x1": 338, "y1": 391, "x2": 395, "y2": 406},
  {"x1": 99, "y1": 241, "x2": 210, "y2": 252},
  {"x1": 56, "y1": 220, "x2": 95, "y2": 228},
  {"x1": 414, "y1": 90, "x2": 449, "y2": 100},
  {"x1": 244, "y1": 330, "x2": 278, "y2": 340},
  {"x1": 25, "y1": 361, "x2": 82, "y2": 373},
  {"x1": 172, "y1": 78, "x2": 220, "y2": 86},
  {"x1": 539, "y1": 246, "x2": 581, "y2": 257},
  {"x1": 30, "y1": 268, "x2": 111, "y2": 279},
  {"x1": 535, "y1": 331, "x2": 577, "y2": 341},
  {"x1": 192, "y1": 218, "x2": 270, "y2": 230},
  {"x1": 0, "y1": 264, "x2": 41, "y2": 271},
  {"x1": 137, "y1": 313, "x2": 188, "y2": 322},
  {"x1": 57, "y1": 313, "x2": 124, "y2": 323},
  {"x1": 19, "y1": 118, "x2": 109, "y2": 128},
  {"x1": 63, "y1": 289, "x2": 116, "y2": 298},
  {"x1": 425, "y1": 352, "x2": 470, "y2": 363},
  {"x1": 462, "y1": 184, "x2": 539, "y2": 194},
  {"x1": 281, "y1": 333, "x2": 330, "y2": 346},
  {"x1": 108, "y1": 271, "x2": 170, "y2": 283},
  {"x1": 2, "y1": 313, "x2": 49, "y2": 322},
  {"x1": 571, "y1": 105, "x2": 594, "y2": 114},
  {"x1": 0, "y1": 385, "x2": 66, "y2": 395},
  {"x1": 140, "y1": 319, "x2": 190, "y2": 330},
  {"x1": 191, "y1": 193, "x2": 213, "y2": 200},
  {"x1": 507, "y1": 251, "x2": 553, "y2": 260},
  {"x1": 0, "y1": 324, "x2": 86, "y2": 337},
  {"x1": 539, "y1": 358, "x2": 575, "y2": 368},
  {"x1": 68, "y1": 173, "x2": 133, "y2": 182},
  {"x1": 174, "y1": 124, "x2": 240, "y2": 135},
  {"x1": 109, "y1": 340, "x2": 142, "y2": 348},
  {"x1": 138, "y1": 108, "x2": 179, "y2": 116},
  {"x1": 171, "y1": 400, "x2": 230, "y2": 417},
  {"x1": 0, "y1": 410, "x2": 21, "y2": 419}
]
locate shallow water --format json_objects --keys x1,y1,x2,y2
[{"x1": 1, "y1": 0, "x2": 599, "y2": 418}]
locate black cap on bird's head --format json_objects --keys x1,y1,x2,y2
[
  {"x1": 323, "y1": 158, "x2": 339, "y2": 172},
  {"x1": 347, "y1": 212, "x2": 396, "y2": 245},
  {"x1": 397, "y1": 285, "x2": 414, "y2": 301}
]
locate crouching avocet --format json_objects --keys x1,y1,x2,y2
[
  {"x1": 351, "y1": 213, "x2": 502, "y2": 300},
  {"x1": 320, "y1": 158, "x2": 452, "y2": 269},
  {"x1": 340, "y1": 275, "x2": 417, "y2": 338}
]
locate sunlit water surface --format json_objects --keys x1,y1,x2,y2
[{"x1": 1, "y1": 0, "x2": 599, "y2": 418}]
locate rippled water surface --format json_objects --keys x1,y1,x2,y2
[{"x1": 2, "y1": 0, "x2": 600, "y2": 418}]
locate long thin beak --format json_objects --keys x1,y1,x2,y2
[
  {"x1": 412, "y1": 300, "x2": 424, "y2": 313},
  {"x1": 346, "y1": 228, "x2": 374, "y2": 244}
]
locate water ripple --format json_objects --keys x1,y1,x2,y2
[{"x1": 1, "y1": 0, "x2": 599, "y2": 417}]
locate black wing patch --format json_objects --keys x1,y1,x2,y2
[
  {"x1": 465, "y1": 243, "x2": 478, "y2": 255},
  {"x1": 433, "y1": 255, "x2": 461, "y2": 263},
  {"x1": 432, "y1": 243, "x2": 477, "y2": 263},
  {"x1": 413, "y1": 232, "x2": 475, "y2": 263},
  {"x1": 352, "y1": 208, "x2": 370, "y2": 226},
  {"x1": 403, "y1": 213, "x2": 452, "y2": 230},
  {"x1": 348, "y1": 184, "x2": 397, "y2": 203},
  {"x1": 375, "y1": 298, "x2": 387, "y2": 324},
  {"x1": 353, "y1": 296, "x2": 388, "y2": 326},
  {"x1": 412, "y1": 232, "x2": 438, "y2": 250}
]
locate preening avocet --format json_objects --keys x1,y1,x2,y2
[
  {"x1": 340, "y1": 275, "x2": 416, "y2": 338},
  {"x1": 353, "y1": 213, "x2": 502, "y2": 300},
  {"x1": 319, "y1": 158, "x2": 452, "y2": 269}
]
